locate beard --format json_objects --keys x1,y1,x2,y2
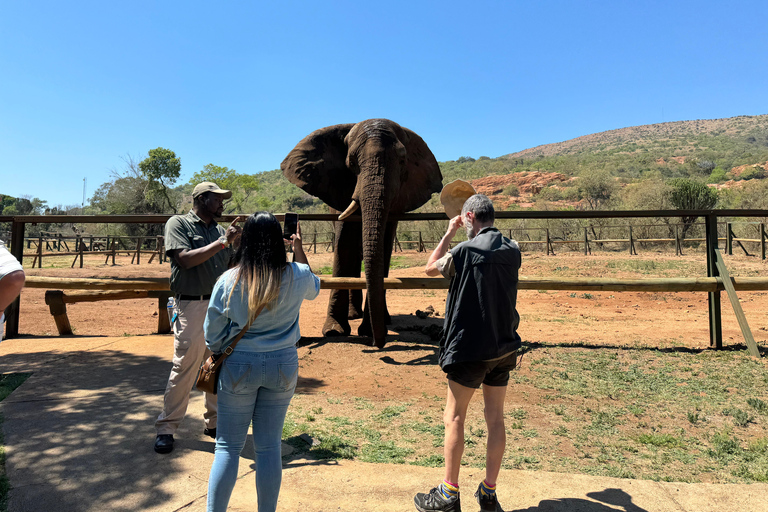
[{"x1": 465, "y1": 224, "x2": 476, "y2": 240}]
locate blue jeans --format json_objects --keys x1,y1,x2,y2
[{"x1": 207, "y1": 346, "x2": 299, "y2": 512}]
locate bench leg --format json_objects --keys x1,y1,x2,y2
[
  {"x1": 157, "y1": 293, "x2": 172, "y2": 334},
  {"x1": 44, "y1": 290, "x2": 73, "y2": 335}
]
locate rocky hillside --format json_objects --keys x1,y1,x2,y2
[{"x1": 503, "y1": 115, "x2": 768, "y2": 160}]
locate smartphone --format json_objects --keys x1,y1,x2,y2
[{"x1": 283, "y1": 212, "x2": 298, "y2": 240}]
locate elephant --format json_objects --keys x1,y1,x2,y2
[{"x1": 281, "y1": 119, "x2": 443, "y2": 348}]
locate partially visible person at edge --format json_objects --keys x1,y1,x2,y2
[
  {"x1": 415, "y1": 194, "x2": 522, "y2": 512},
  {"x1": 0, "y1": 239, "x2": 25, "y2": 341},
  {"x1": 154, "y1": 182, "x2": 243, "y2": 454},
  {"x1": 203, "y1": 212, "x2": 320, "y2": 512}
]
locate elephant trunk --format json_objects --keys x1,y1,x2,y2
[{"x1": 360, "y1": 180, "x2": 390, "y2": 347}]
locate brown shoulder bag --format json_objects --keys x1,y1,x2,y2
[{"x1": 196, "y1": 304, "x2": 265, "y2": 394}]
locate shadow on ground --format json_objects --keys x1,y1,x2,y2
[
  {"x1": 0, "y1": 349, "x2": 199, "y2": 511},
  {"x1": 510, "y1": 488, "x2": 648, "y2": 511}
]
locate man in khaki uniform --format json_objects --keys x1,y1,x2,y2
[{"x1": 154, "y1": 182, "x2": 242, "y2": 454}]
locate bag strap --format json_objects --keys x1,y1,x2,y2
[{"x1": 220, "y1": 303, "x2": 266, "y2": 356}]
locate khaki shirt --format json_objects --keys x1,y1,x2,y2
[
  {"x1": 434, "y1": 252, "x2": 455, "y2": 278},
  {"x1": 165, "y1": 210, "x2": 233, "y2": 296}
]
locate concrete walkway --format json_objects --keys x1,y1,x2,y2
[{"x1": 1, "y1": 334, "x2": 767, "y2": 512}]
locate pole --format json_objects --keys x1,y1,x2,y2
[
  {"x1": 761, "y1": 223, "x2": 766, "y2": 261},
  {"x1": 5, "y1": 220, "x2": 25, "y2": 338},
  {"x1": 727, "y1": 222, "x2": 733, "y2": 256},
  {"x1": 37, "y1": 233, "x2": 43, "y2": 268},
  {"x1": 705, "y1": 214, "x2": 722, "y2": 349}
]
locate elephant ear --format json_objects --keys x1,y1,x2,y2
[
  {"x1": 281, "y1": 124, "x2": 357, "y2": 212},
  {"x1": 390, "y1": 127, "x2": 444, "y2": 213}
]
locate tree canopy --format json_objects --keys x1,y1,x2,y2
[{"x1": 139, "y1": 148, "x2": 181, "y2": 213}]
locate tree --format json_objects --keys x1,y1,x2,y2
[
  {"x1": 189, "y1": 164, "x2": 261, "y2": 213},
  {"x1": 668, "y1": 178, "x2": 718, "y2": 240},
  {"x1": 139, "y1": 148, "x2": 181, "y2": 213},
  {"x1": 578, "y1": 169, "x2": 616, "y2": 210},
  {"x1": 90, "y1": 154, "x2": 176, "y2": 236}
]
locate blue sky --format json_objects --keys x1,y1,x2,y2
[{"x1": 2, "y1": 0, "x2": 767, "y2": 208}]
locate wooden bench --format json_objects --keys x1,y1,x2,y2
[{"x1": 44, "y1": 290, "x2": 173, "y2": 335}]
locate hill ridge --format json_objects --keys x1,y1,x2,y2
[{"x1": 503, "y1": 114, "x2": 768, "y2": 160}]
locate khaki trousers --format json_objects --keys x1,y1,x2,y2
[{"x1": 155, "y1": 299, "x2": 217, "y2": 435}]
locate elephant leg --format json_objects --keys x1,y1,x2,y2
[
  {"x1": 358, "y1": 221, "x2": 397, "y2": 341},
  {"x1": 349, "y1": 289, "x2": 363, "y2": 320},
  {"x1": 322, "y1": 217, "x2": 362, "y2": 337}
]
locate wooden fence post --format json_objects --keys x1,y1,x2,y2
[
  {"x1": 727, "y1": 222, "x2": 733, "y2": 255},
  {"x1": 675, "y1": 225, "x2": 681, "y2": 256},
  {"x1": 419, "y1": 231, "x2": 424, "y2": 252},
  {"x1": 37, "y1": 233, "x2": 43, "y2": 268},
  {"x1": 313, "y1": 231, "x2": 317, "y2": 254},
  {"x1": 629, "y1": 225, "x2": 637, "y2": 255},
  {"x1": 762, "y1": 223, "x2": 766, "y2": 261},
  {"x1": 583, "y1": 227, "x2": 589, "y2": 255},
  {"x1": 71, "y1": 235, "x2": 82, "y2": 268},
  {"x1": 705, "y1": 214, "x2": 722, "y2": 350}
]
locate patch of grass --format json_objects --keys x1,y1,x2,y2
[
  {"x1": 508, "y1": 408, "x2": 527, "y2": 420},
  {"x1": 309, "y1": 434, "x2": 358, "y2": 460},
  {"x1": 637, "y1": 433, "x2": 683, "y2": 448},
  {"x1": 0, "y1": 374, "x2": 30, "y2": 403},
  {"x1": 375, "y1": 405, "x2": 408, "y2": 421},
  {"x1": 360, "y1": 441, "x2": 413, "y2": 463},
  {"x1": 410, "y1": 454, "x2": 444, "y2": 467},
  {"x1": 687, "y1": 411, "x2": 704, "y2": 425},
  {"x1": 724, "y1": 408, "x2": 754, "y2": 427},
  {"x1": 354, "y1": 397, "x2": 375, "y2": 410},
  {"x1": 747, "y1": 398, "x2": 768, "y2": 415},
  {"x1": 315, "y1": 265, "x2": 333, "y2": 275},
  {"x1": 709, "y1": 431, "x2": 741, "y2": 459}
]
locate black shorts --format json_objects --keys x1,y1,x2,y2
[{"x1": 444, "y1": 351, "x2": 518, "y2": 389}]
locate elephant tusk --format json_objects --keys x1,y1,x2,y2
[{"x1": 337, "y1": 200, "x2": 360, "y2": 220}]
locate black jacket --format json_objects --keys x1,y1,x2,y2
[{"x1": 439, "y1": 227, "x2": 522, "y2": 368}]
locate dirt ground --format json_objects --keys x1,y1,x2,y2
[{"x1": 10, "y1": 247, "x2": 768, "y2": 483}]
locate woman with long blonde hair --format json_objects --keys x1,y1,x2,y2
[{"x1": 204, "y1": 212, "x2": 319, "y2": 511}]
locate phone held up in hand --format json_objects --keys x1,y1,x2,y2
[{"x1": 283, "y1": 212, "x2": 298, "y2": 240}]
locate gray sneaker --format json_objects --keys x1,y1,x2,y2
[
  {"x1": 414, "y1": 487, "x2": 461, "y2": 512},
  {"x1": 475, "y1": 483, "x2": 502, "y2": 511}
]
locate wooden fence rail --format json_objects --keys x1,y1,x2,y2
[
  {"x1": 5, "y1": 209, "x2": 768, "y2": 349},
  {"x1": 25, "y1": 275, "x2": 768, "y2": 357}
]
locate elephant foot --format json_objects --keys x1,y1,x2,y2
[
  {"x1": 372, "y1": 335, "x2": 387, "y2": 349},
  {"x1": 322, "y1": 317, "x2": 351, "y2": 337},
  {"x1": 348, "y1": 306, "x2": 363, "y2": 321}
]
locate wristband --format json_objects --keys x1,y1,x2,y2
[{"x1": 218, "y1": 236, "x2": 228, "y2": 249}]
